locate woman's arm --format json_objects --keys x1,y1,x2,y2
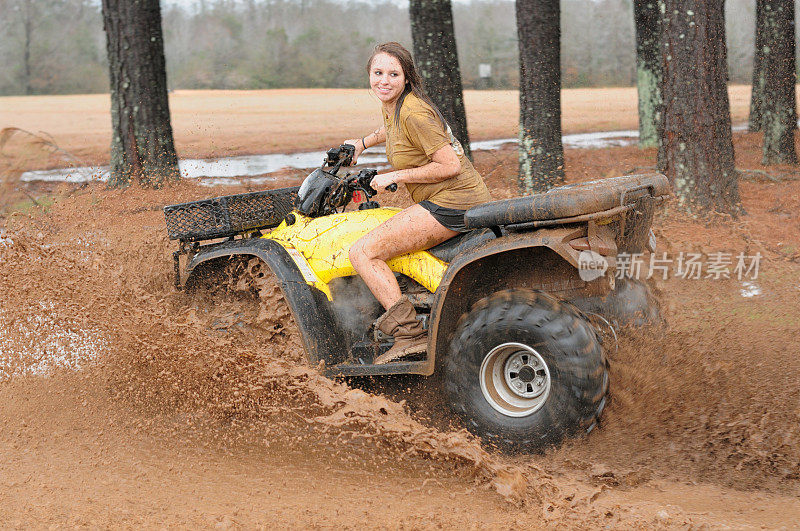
[
  {"x1": 370, "y1": 143, "x2": 460, "y2": 191},
  {"x1": 364, "y1": 125, "x2": 386, "y2": 148},
  {"x1": 343, "y1": 126, "x2": 386, "y2": 164}
]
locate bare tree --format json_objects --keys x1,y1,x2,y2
[
  {"x1": 101, "y1": 0, "x2": 179, "y2": 188},
  {"x1": 633, "y1": 0, "x2": 661, "y2": 148},
  {"x1": 409, "y1": 0, "x2": 471, "y2": 158},
  {"x1": 658, "y1": 0, "x2": 741, "y2": 216},
  {"x1": 759, "y1": 0, "x2": 797, "y2": 164},
  {"x1": 725, "y1": 0, "x2": 756, "y2": 85},
  {"x1": 21, "y1": 0, "x2": 33, "y2": 94},
  {"x1": 5, "y1": 0, "x2": 44, "y2": 94},
  {"x1": 516, "y1": 0, "x2": 564, "y2": 192}
]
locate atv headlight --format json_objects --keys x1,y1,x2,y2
[{"x1": 296, "y1": 168, "x2": 337, "y2": 217}]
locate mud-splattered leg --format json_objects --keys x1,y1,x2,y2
[{"x1": 349, "y1": 203, "x2": 457, "y2": 309}]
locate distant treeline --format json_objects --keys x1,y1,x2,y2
[{"x1": 0, "y1": 0, "x2": 771, "y2": 95}]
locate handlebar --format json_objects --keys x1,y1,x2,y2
[
  {"x1": 352, "y1": 168, "x2": 377, "y2": 195},
  {"x1": 323, "y1": 145, "x2": 397, "y2": 211},
  {"x1": 328, "y1": 144, "x2": 355, "y2": 166},
  {"x1": 347, "y1": 169, "x2": 398, "y2": 197}
]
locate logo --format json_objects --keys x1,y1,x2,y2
[{"x1": 578, "y1": 250, "x2": 608, "y2": 281}]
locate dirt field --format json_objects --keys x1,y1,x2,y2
[
  {"x1": 2, "y1": 88, "x2": 800, "y2": 528},
  {"x1": 0, "y1": 85, "x2": 756, "y2": 168}
]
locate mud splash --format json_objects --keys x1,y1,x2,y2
[
  {"x1": 572, "y1": 323, "x2": 800, "y2": 485},
  {"x1": 0, "y1": 210, "x2": 549, "y2": 505},
  {"x1": 4, "y1": 141, "x2": 800, "y2": 526},
  {"x1": 3, "y1": 182, "x2": 800, "y2": 494},
  {"x1": 0, "y1": 305, "x2": 105, "y2": 380}
]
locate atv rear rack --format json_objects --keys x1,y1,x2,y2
[{"x1": 163, "y1": 186, "x2": 299, "y2": 242}]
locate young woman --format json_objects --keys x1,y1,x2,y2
[{"x1": 344, "y1": 42, "x2": 491, "y2": 364}]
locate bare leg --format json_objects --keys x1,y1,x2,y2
[{"x1": 349, "y1": 204, "x2": 459, "y2": 309}]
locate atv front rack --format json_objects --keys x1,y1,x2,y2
[{"x1": 163, "y1": 186, "x2": 299, "y2": 242}]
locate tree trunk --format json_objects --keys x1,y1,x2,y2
[
  {"x1": 516, "y1": 0, "x2": 564, "y2": 193},
  {"x1": 22, "y1": 0, "x2": 33, "y2": 95},
  {"x1": 409, "y1": 0, "x2": 472, "y2": 159},
  {"x1": 657, "y1": 0, "x2": 741, "y2": 216},
  {"x1": 101, "y1": 0, "x2": 179, "y2": 188},
  {"x1": 633, "y1": 0, "x2": 662, "y2": 148},
  {"x1": 760, "y1": 0, "x2": 797, "y2": 165},
  {"x1": 749, "y1": 0, "x2": 765, "y2": 132}
]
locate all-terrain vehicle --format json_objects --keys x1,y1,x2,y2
[{"x1": 164, "y1": 145, "x2": 669, "y2": 451}]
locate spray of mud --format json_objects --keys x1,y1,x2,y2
[
  {"x1": 0, "y1": 187, "x2": 558, "y2": 507},
  {"x1": 547, "y1": 240, "x2": 800, "y2": 490},
  {"x1": 183, "y1": 255, "x2": 533, "y2": 494},
  {"x1": 2, "y1": 183, "x2": 799, "y2": 524},
  {"x1": 328, "y1": 275, "x2": 384, "y2": 341},
  {"x1": 560, "y1": 327, "x2": 800, "y2": 484}
]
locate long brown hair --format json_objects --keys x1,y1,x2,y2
[{"x1": 366, "y1": 42, "x2": 447, "y2": 130}]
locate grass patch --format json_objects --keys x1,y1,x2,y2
[{"x1": 8, "y1": 195, "x2": 55, "y2": 215}]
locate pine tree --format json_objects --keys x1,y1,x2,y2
[
  {"x1": 759, "y1": 0, "x2": 797, "y2": 164},
  {"x1": 101, "y1": 0, "x2": 179, "y2": 188},
  {"x1": 516, "y1": 0, "x2": 564, "y2": 193},
  {"x1": 748, "y1": 0, "x2": 766, "y2": 132},
  {"x1": 409, "y1": 0, "x2": 472, "y2": 159},
  {"x1": 633, "y1": 0, "x2": 662, "y2": 148},
  {"x1": 657, "y1": 0, "x2": 741, "y2": 215}
]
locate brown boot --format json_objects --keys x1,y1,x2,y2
[{"x1": 373, "y1": 297, "x2": 427, "y2": 364}]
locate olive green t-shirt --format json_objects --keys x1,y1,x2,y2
[{"x1": 383, "y1": 93, "x2": 492, "y2": 210}]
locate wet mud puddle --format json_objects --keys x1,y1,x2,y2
[{"x1": 19, "y1": 129, "x2": 642, "y2": 186}]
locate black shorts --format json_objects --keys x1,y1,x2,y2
[{"x1": 419, "y1": 200, "x2": 468, "y2": 232}]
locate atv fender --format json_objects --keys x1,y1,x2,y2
[
  {"x1": 426, "y1": 228, "x2": 613, "y2": 374},
  {"x1": 184, "y1": 238, "x2": 348, "y2": 367}
]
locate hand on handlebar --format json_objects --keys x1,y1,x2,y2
[
  {"x1": 369, "y1": 171, "x2": 399, "y2": 193},
  {"x1": 342, "y1": 139, "x2": 364, "y2": 165}
]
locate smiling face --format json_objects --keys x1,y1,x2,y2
[{"x1": 369, "y1": 52, "x2": 406, "y2": 108}]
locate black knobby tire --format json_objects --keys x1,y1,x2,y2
[{"x1": 443, "y1": 289, "x2": 608, "y2": 452}]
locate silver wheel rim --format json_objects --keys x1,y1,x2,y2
[{"x1": 479, "y1": 342, "x2": 552, "y2": 418}]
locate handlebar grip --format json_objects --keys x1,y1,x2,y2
[
  {"x1": 340, "y1": 144, "x2": 355, "y2": 166},
  {"x1": 386, "y1": 183, "x2": 398, "y2": 192}
]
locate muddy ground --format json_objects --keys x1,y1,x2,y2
[{"x1": 2, "y1": 107, "x2": 800, "y2": 527}]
